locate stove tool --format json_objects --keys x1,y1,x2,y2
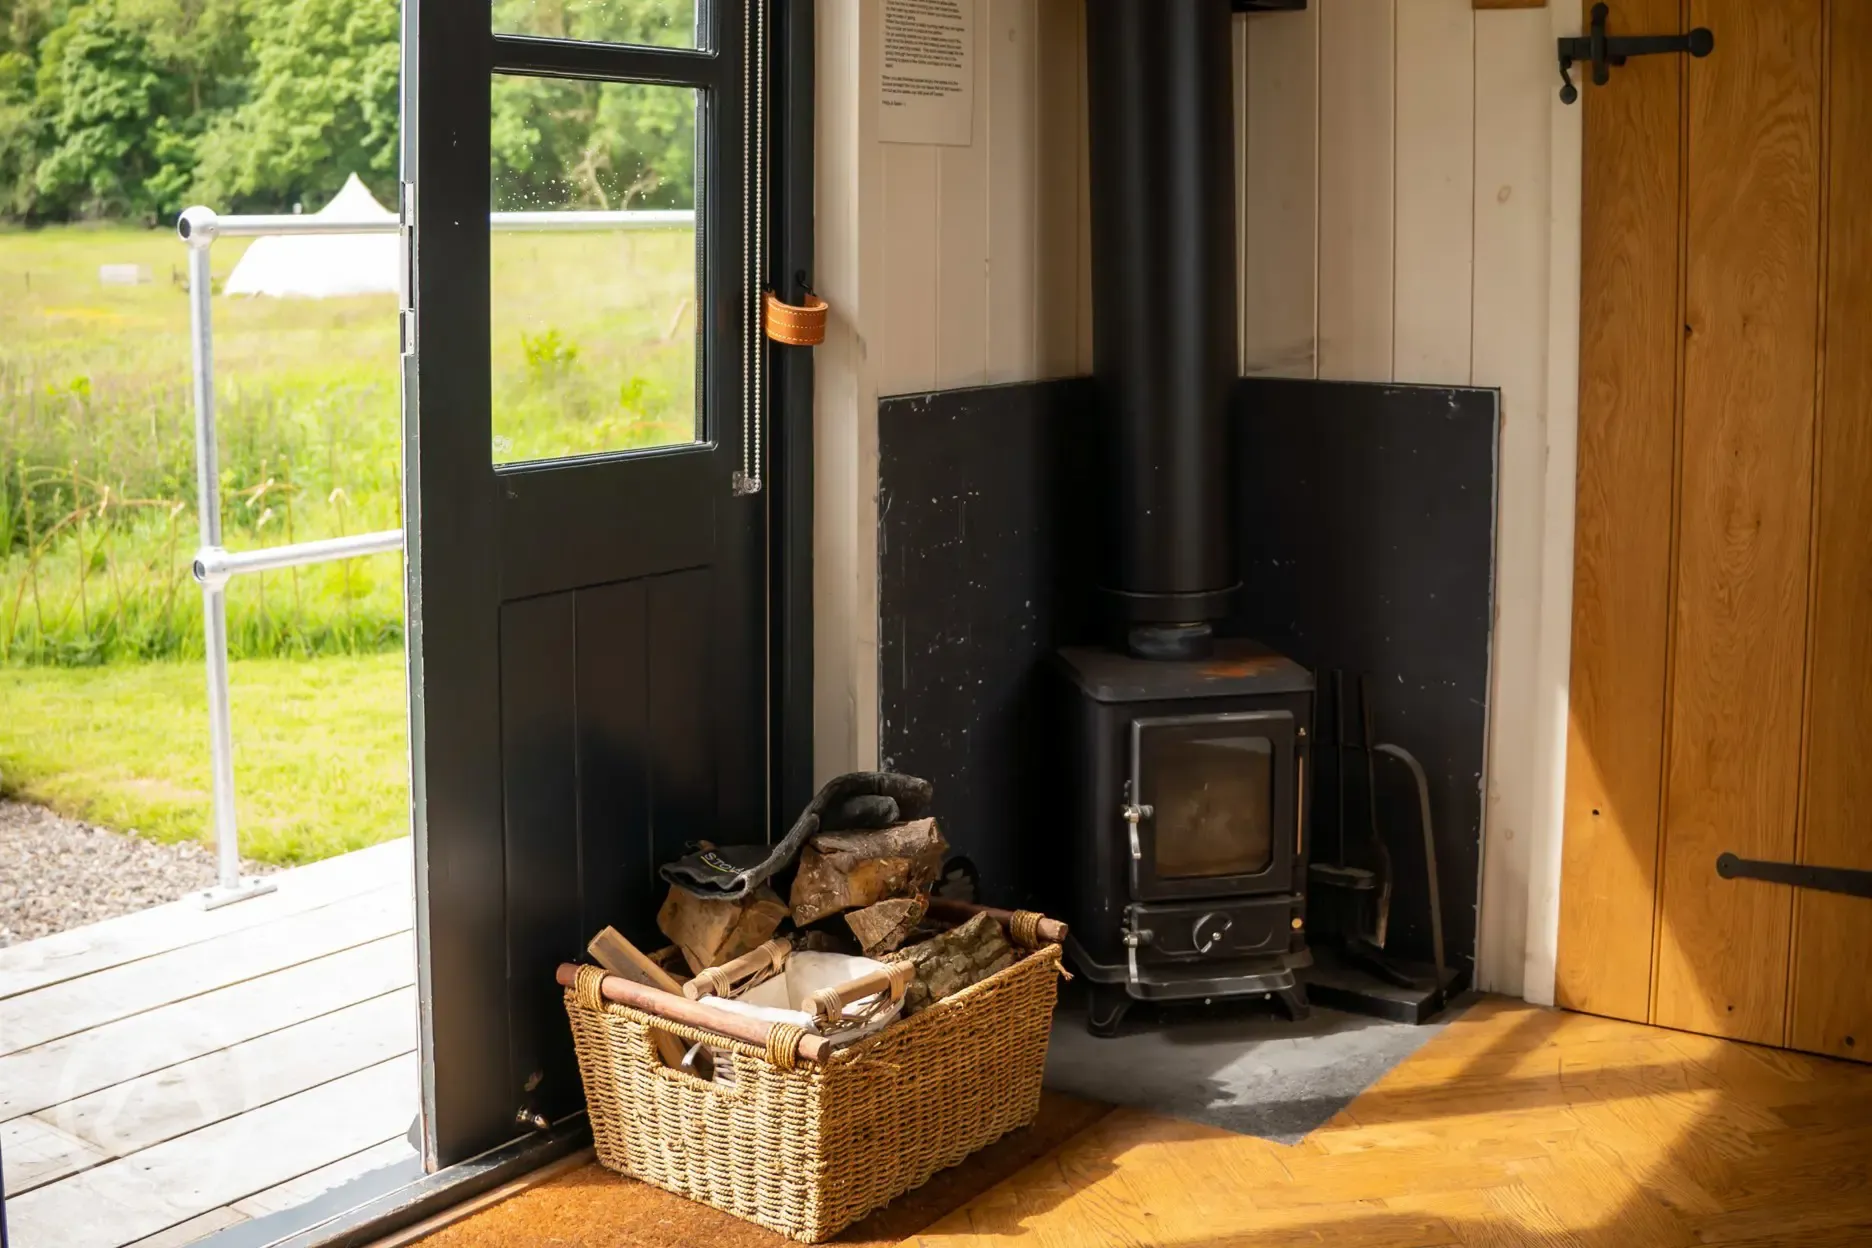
[
  {"x1": 1307, "y1": 671, "x2": 1379, "y2": 941},
  {"x1": 1309, "y1": 672, "x2": 1450, "y2": 1005}
]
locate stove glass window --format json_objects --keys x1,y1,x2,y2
[{"x1": 1144, "y1": 731, "x2": 1274, "y2": 879}]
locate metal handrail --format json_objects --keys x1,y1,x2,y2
[{"x1": 178, "y1": 203, "x2": 694, "y2": 906}]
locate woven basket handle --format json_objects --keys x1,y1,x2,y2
[
  {"x1": 683, "y1": 937, "x2": 792, "y2": 1001},
  {"x1": 925, "y1": 899, "x2": 1069, "y2": 948},
  {"x1": 558, "y1": 963, "x2": 833, "y2": 1067},
  {"x1": 805, "y1": 960, "x2": 916, "y2": 1026}
]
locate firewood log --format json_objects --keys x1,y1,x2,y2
[
  {"x1": 657, "y1": 885, "x2": 788, "y2": 974},
  {"x1": 889, "y1": 911, "x2": 1017, "y2": 1015},
  {"x1": 844, "y1": 895, "x2": 928, "y2": 956},
  {"x1": 789, "y1": 818, "x2": 948, "y2": 926}
]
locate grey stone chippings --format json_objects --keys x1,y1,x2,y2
[{"x1": 0, "y1": 799, "x2": 277, "y2": 946}]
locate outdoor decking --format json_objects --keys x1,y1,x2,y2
[{"x1": 1, "y1": 839, "x2": 420, "y2": 1248}]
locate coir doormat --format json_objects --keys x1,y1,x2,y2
[{"x1": 408, "y1": 1091, "x2": 1111, "y2": 1248}]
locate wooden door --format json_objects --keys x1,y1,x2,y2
[
  {"x1": 1558, "y1": 0, "x2": 1872, "y2": 1059},
  {"x1": 403, "y1": 0, "x2": 774, "y2": 1162}
]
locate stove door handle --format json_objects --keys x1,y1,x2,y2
[{"x1": 1122, "y1": 802, "x2": 1153, "y2": 862}]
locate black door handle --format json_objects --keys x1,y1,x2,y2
[
  {"x1": 1716, "y1": 853, "x2": 1872, "y2": 900},
  {"x1": 1559, "y1": 3, "x2": 1714, "y2": 103}
]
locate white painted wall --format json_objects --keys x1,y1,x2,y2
[{"x1": 813, "y1": 0, "x2": 1582, "y2": 1003}]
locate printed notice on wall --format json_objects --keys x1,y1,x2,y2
[{"x1": 878, "y1": 0, "x2": 974, "y2": 146}]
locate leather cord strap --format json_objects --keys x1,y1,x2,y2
[{"x1": 764, "y1": 291, "x2": 829, "y2": 346}]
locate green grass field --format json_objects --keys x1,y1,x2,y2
[
  {"x1": 0, "y1": 653, "x2": 408, "y2": 864},
  {"x1": 1, "y1": 221, "x2": 697, "y2": 665},
  {"x1": 1, "y1": 221, "x2": 698, "y2": 861}
]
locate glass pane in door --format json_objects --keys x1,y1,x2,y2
[
  {"x1": 492, "y1": 0, "x2": 699, "y2": 48},
  {"x1": 490, "y1": 75, "x2": 701, "y2": 465},
  {"x1": 1143, "y1": 732, "x2": 1274, "y2": 879}
]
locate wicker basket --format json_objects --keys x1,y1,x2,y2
[{"x1": 565, "y1": 923, "x2": 1064, "y2": 1242}]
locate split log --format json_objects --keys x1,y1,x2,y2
[
  {"x1": 844, "y1": 895, "x2": 928, "y2": 957},
  {"x1": 789, "y1": 818, "x2": 948, "y2": 926},
  {"x1": 658, "y1": 885, "x2": 788, "y2": 974},
  {"x1": 889, "y1": 911, "x2": 1017, "y2": 1015}
]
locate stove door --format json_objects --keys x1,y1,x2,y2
[{"x1": 1128, "y1": 710, "x2": 1296, "y2": 902}]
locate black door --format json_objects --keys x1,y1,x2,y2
[
  {"x1": 1128, "y1": 711, "x2": 1299, "y2": 902},
  {"x1": 403, "y1": 0, "x2": 770, "y2": 1164}
]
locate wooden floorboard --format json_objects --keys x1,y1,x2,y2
[
  {"x1": 897, "y1": 999, "x2": 1872, "y2": 1247},
  {"x1": 0, "y1": 883, "x2": 411, "y2": 1056},
  {"x1": 0, "y1": 933, "x2": 413, "y2": 1122},
  {"x1": 6, "y1": 1052, "x2": 420, "y2": 1248},
  {"x1": 231, "y1": 1136, "x2": 420, "y2": 1219},
  {"x1": 1, "y1": 841, "x2": 419, "y2": 1248},
  {"x1": 2, "y1": 1112, "x2": 109, "y2": 1195},
  {"x1": 12, "y1": 987, "x2": 418, "y2": 1195},
  {"x1": 0, "y1": 838, "x2": 411, "y2": 1002}
]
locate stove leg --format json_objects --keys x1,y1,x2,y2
[
  {"x1": 1274, "y1": 985, "x2": 1311, "y2": 1022},
  {"x1": 1086, "y1": 985, "x2": 1132, "y2": 1037}
]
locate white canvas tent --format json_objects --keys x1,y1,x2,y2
[{"x1": 223, "y1": 173, "x2": 399, "y2": 298}]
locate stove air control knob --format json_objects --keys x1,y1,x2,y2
[{"x1": 1192, "y1": 912, "x2": 1232, "y2": 955}]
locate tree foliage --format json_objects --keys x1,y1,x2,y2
[
  {"x1": 191, "y1": 0, "x2": 399, "y2": 211},
  {"x1": 0, "y1": 0, "x2": 700, "y2": 224},
  {"x1": 30, "y1": 2, "x2": 190, "y2": 219}
]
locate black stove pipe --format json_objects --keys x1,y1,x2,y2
[{"x1": 1085, "y1": 0, "x2": 1240, "y2": 660}]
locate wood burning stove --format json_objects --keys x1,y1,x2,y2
[
  {"x1": 1048, "y1": 0, "x2": 1317, "y2": 1035},
  {"x1": 1050, "y1": 644, "x2": 1313, "y2": 1036}
]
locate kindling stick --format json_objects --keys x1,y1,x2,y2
[{"x1": 586, "y1": 927, "x2": 689, "y2": 1067}]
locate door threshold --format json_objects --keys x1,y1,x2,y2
[{"x1": 199, "y1": 1120, "x2": 591, "y2": 1248}]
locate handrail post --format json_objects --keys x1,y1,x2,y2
[
  {"x1": 163, "y1": 201, "x2": 680, "y2": 907},
  {"x1": 180, "y1": 206, "x2": 277, "y2": 909}
]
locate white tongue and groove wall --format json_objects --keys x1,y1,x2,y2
[{"x1": 813, "y1": 0, "x2": 1583, "y2": 1004}]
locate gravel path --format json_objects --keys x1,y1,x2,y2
[{"x1": 0, "y1": 799, "x2": 278, "y2": 947}]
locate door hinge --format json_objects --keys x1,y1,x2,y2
[
  {"x1": 1558, "y1": 3, "x2": 1713, "y2": 104},
  {"x1": 1716, "y1": 853, "x2": 1872, "y2": 900}
]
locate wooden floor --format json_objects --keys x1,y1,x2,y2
[
  {"x1": 903, "y1": 997, "x2": 1872, "y2": 1247},
  {"x1": 1, "y1": 839, "x2": 421, "y2": 1248}
]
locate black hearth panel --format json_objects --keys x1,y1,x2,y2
[
  {"x1": 1225, "y1": 378, "x2": 1496, "y2": 972},
  {"x1": 876, "y1": 383, "x2": 1098, "y2": 903},
  {"x1": 877, "y1": 376, "x2": 1496, "y2": 976}
]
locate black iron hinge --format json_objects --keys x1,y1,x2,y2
[
  {"x1": 1717, "y1": 853, "x2": 1872, "y2": 901},
  {"x1": 1558, "y1": 3, "x2": 1713, "y2": 104}
]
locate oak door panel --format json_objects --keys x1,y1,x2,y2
[
  {"x1": 1556, "y1": 0, "x2": 1683, "y2": 1023},
  {"x1": 1790, "y1": 0, "x2": 1872, "y2": 1062},
  {"x1": 1653, "y1": 0, "x2": 1823, "y2": 1045}
]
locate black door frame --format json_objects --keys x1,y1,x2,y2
[
  {"x1": 769, "y1": 0, "x2": 815, "y2": 838},
  {"x1": 401, "y1": 0, "x2": 814, "y2": 1179}
]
